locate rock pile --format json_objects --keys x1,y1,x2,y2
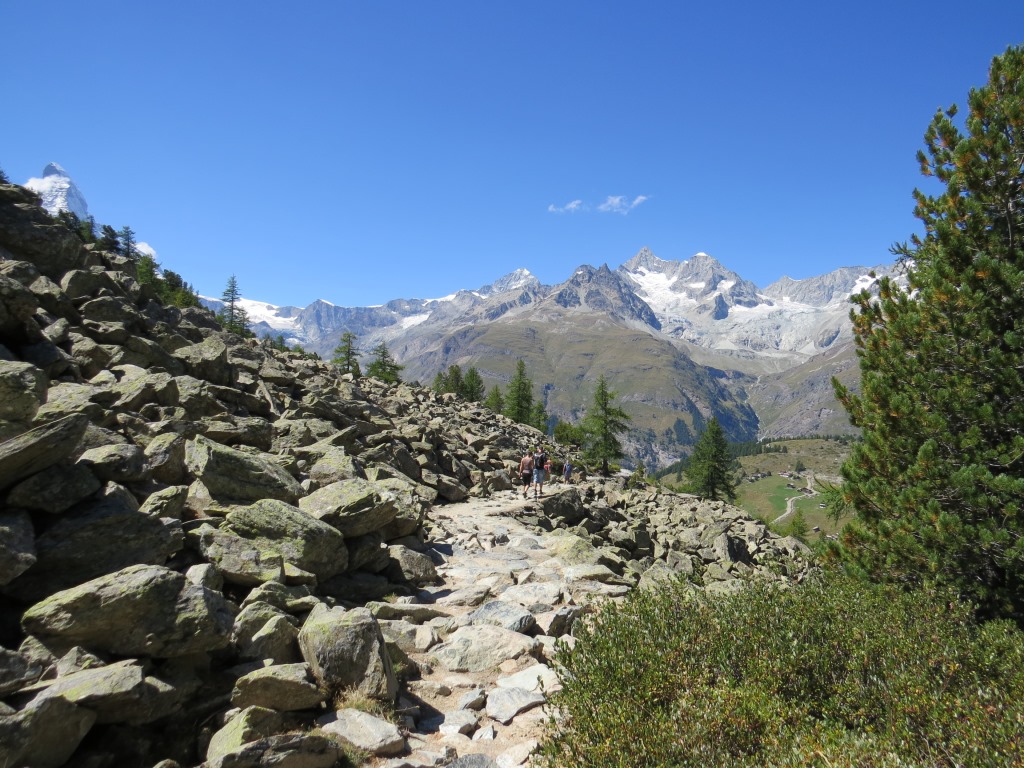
[{"x1": 0, "y1": 184, "x2": 811, "y2": 768}]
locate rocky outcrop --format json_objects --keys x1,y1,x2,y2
[{"x1": 0, "y1": 185, "x2": 811, "y2": 767}]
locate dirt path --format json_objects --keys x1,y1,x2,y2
[{"x1": 374, "y1": 483, "x2": 603, "y2": 767}]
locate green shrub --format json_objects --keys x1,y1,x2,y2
[{"x1": 539, "y1": 572, "x2": 1024, "y2": 767}]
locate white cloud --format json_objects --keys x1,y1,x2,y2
[
  {"x1": 548, "y1": 199, "x2": 585, "y2": 214},
  {"x1": 598, "y1": 194, "x2": 649, "y2": 215}
]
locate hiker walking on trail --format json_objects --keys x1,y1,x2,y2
[
  {"x1": 533, "y1": 446, "x2": 548, "y2": 498},
  {"x1": 562, "y1": 459, "x2": 572, "y2": 484},
  {"x1": 518, "y1": 450, "x2": 535, "y2": 499}
]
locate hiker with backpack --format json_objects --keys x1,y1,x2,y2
[{"x1": 532, "y1": 446, "x2": 548, "y2": 498}]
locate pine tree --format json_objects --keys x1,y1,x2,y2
[
  {"x1": 503, "y1": 359, "x2": 534, "y2": 424},
  {"x1": 0, "y1": 166, "x2": 8, "y2": 183},
  {"x1": 366, "y1": 341, "x2": 403, "y2": 384},
  {"x1": 118, "y1": 225, "x2": 138, "y2": 261},
  {"x1": 97, "y1": 225, "x2": 120, "y2": 252},
  {"x1": 580, "y1": 375, "x2": 631, "y2": 476},
  {"x1": 484, "y1": 385, "x2": 504, "y2": 413},
  {"x1": 443, "y1": 365, "x2": 464, "y2": 396},
  {"x1": 217, "y1": 274, "x2": 249, "y2": 335},
  {"x1": 686, "y1": 418, "x2": 737, "y2": 501},
  {"x1": 461, "y1": 367, "x2": 485, "y2": 402},
  {"x1": 332, "y1": 331, "x2": 361, "y2": 377},
  {"x1": 829, "y1": 46, "x2": 1024, "y2": 621}
]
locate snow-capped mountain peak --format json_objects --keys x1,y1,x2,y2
[{"x1": 24, "y1": 163, "x2": 90, "y2": 220}]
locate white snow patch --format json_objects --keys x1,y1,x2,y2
[
  {"x1": 237, "y1": 298, "x2": 298, "y2": 330},
  {"x1": 686, "y1": 281, "x2": 706, "y2": 290},
  {"x1": 400, "y1": 313, "x2": 431, "y2": 329}
]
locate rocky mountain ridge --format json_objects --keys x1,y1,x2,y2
[{"x1": 0, "y1": 184, "x2": 812, "y2": 767}]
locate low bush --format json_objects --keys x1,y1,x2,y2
[{"x1": 539, "y1": 572, "x2": 1024, "y2": 767}]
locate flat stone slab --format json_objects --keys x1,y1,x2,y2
[
  {"x1": 495, "y1": 663, "x2": 560, "y2": 694},
  {"x1": 316, "y1": 708, "x2": 405, "y2": 757},
  {"x1": 432, "y1": 626, "x2": 538, "y2": 673},
  {"x1": 485, "y1": 686, "x2": 545, "y2": 725}
]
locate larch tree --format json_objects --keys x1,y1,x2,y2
[
  {"x1": 366, "y1": 341, "x2": 403, "y2": 384},
  {"x1": 332, "y1": 331, "x2": 361, "y2": 377},
  {"x1": 484, "y1": 385, "x2": 504, "y2": 413},
  {"x1": 686, "y1": 418, "x2": 737, "y2": 501},
  {"x1": 461, "y1": 367, "x2": 485, "y2": 402},
  {"x1": 580, "y1": 375, "x2": 631, "y2": 476},
  {"x1": 829, "y1": 45, "x2": 1024, "y2": 621},
  {"x1": 503, "y1": 359, "x2": 534, "y2": 425},
  {"x1": 218, "y1": 274, "x2": 249, "y2": 335}
]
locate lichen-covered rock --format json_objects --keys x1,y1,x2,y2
[
  {"x1": 192, "y1": 525, "x2": 285, "y2": 587},
  {"x1": 21, "y1": 564, "x2": 235, "y2": 658},
  {"x1": 5, "y1": 461, "x2": 101, "y2": 514},
  {"x1": 0, "y1": 413, "x2": 89, "y2": 491},
  {"x1": 298, "y1": 603, "x2": 397, "y2": 702},
  {"x1": 230, "y1": 662, "x2": 324, "y2": 711},
  {"x1": 225, "y1": 499, "x2": 348, "y2": 580},
  {"x1": 185, "y1": 435, "x2": 301, "y2": 504},
  {"x1": 0, "y1": 694, "x2": 96, "y2": 768},
  {"x1": 298, "y1": 478, "x2": 397, "y2": 537},
  {"x1": 0, "y1": 360, "x2": 47, "y2": 422},
  {"x1": 316, "y1": 707, "x2": 406, "y2": 757}
]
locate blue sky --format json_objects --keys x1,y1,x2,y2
[{"x1": 3, "y1": 2, "x2": 1022, "y2": 308}]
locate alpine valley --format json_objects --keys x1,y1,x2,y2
[
  {"x1": 26, "y1": 162, "x2": 892, "y2": 469},
  {"x1": 202, "y1": 251, "x2": 897, "y2": 469}
]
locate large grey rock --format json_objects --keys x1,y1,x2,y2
[
  {"x1": 0, "y1": 360, "x2": 47, "y2": 422},
  {"x1": 7, "y1": 492, "x2": 180, "y2": 601},
  {"x1": 495, "y1": 663, "x2": 560, "y2": 693},
  {"x1": 75, "y1": 441, "x2": 148, "y2": 483},
  {"x1": 193, "y1": 525, "x2": 285, "y2": 587},
  {"x1": 144, "y1": 432, "x2": 188, "y2": 484},
  {"x1": 238, "y1": 613, "x2": 302, "y2": 664},
  {"x1": 308, "y1": 447, "x2": 363, "y2": 486},
  {"x1": 225, "y1": 499, "x2": 348, "y2": 580},
  {"x1": 316, "y1": 708, "x2": 406, "y2": 757},
  {"x1": 298, "y1": 604, "x2": 397, "y2": 702},
  {"x1": 432, "y1": 626, "x2": 539, "y2": 673},
  {"x1": 205, "y1": 706, "x2": 283, "y2": 764},
  {"x1": 26, "y1": 658, "x2": 162, "y2": 724},
  {"x1": 172, "y1": 336, "x2": 233, "y2": 386},
  {"x1": 0, "y1": 413, "x2": 89, "y2": 491},
  {"x1": 485, "y1": 686, "x2": 546, "y2": 724},
  {"x1": 0, "y1": 694, "x2": 95, "y2": 768},
  {"x1": 386, "y1": 544, "x2": 440, "y2": 586},
  {"x1": 5, "y1": 461, "x2": 101, "y2": 514},
  {"x1": 468, "y1": 600, "x2": 537, "y2": 635},
  {"x1": 299, "y1": 478, "x2": 398, "y2": 537},
  {"x1": 21, "y1": 564, "x2": 235, "y2": 658},
  {"x1": 231, "y1": 662, "x2": 324, "y2": 711},
  {"x1": 185, "y1": 435, "x2": 301, "y2": 504},
  {"x1": 0, "y1": 510, "x2": 35, "y2": 586},
  {"x1": 0, "y1": 645, "x2": 42, "y2": 695},
  {"x1": 205, "y1": 732, "x2": 341, "y2": 768}
]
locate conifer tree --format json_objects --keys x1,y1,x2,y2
[
  {"x1": 830, "y1": 46, "x2": 1024, "y2": 620},
  {"x1": 484, "y1": 385, "x2": 504, "y2": 413},
  {"x1": 118, "y1": 225, "x2": 138, "y2": 261},
  {"x1": 217, "y1": 274, "x2": 249, "y2": 335},
  {"x1": 366, "y1": 341, "x2": 403, "y2": 384},
  {"x1": 461, "y1": 367, "x2": 485, "y2": 402},
  {"x1": 0, "y1": 166, "x2": 8, "y2": 183},
  {"x1": 530, "y1": 401, "x2": 549, "y2": 433},
  {"x1": 580, "y1": 375, "x2": 631, "y2": 476},
  {"x1": 97, "y1": 225, "x2": 120, "y2": 252},
  {"x1": 332, "y1": 331, "x2": 361, "y2": 377},
  {"x1": 686, "y1": 418, "x2": 737, "y2": 501},
  {"x1": 503, "y1": 359, "x2": 534, "y2": 424}
]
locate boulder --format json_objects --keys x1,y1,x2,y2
[
  {"x1": 298, "y1": 604, "x2": 397, "y2": 702},
  {"x1": 468, "y1": 601, "x2": 537, "y2": 635},
  {"x1": 5, "y1": 461, "x2": 101, "y2": 514},
  {"x1": 76, "y1": 442, "x2": 148, "y2": 483},
  {"x1": 316, "y1": 707, "x2": 406, "y2": 757},
  {"x1": 432, "y1": 626, "x2": 539, "y2": 673},
  {"x1": 185, "y1": 435, "x2": 301, "y2": 504},
  {"x1": 192, "y1": 525, "x2": 285, "y2": 587},
  {"x1": 172, "y1": 336, "x2": 233, "y2": 386},
  {"x1": 485, "y1": 686, "x2": 546, "y2": 724},
  {"x1": 21, "y1": 564, "x2": 235, "y2": 658},
  {"x1": 0, "y1": 413, "x2": 89, "y2": 491},
  {"x1": 205, "y1": 732, "x2": 341, "y2": 768},
  {"x1": 0, "y1": 693, "x2": 95, "y2": 768},
  {"x1": 205, "y1": 705, "x2": 283, "y2": 764},
  {"x1": 0, "y1": 360, "x2": 47, "y2": 422},
  {"x1": 225, "y1": 499, "x2": 349, "y2": 580},
  {"x1": 299, "y1": 478, "x2": 398, "y2": 537},
  {"x1": 7, "y1": 493, "x2": 181, "y2": 601},
  {"x1": 385, "y1": 544, "x2": 440, "y2": 586},
  {"x1": 231, "y1": 662, "x2": 324, "y2": 711}
]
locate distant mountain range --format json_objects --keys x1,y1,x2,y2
[
  {"x1": 26, "y1": 163, "x2": 885, "y2": 468},
  {"x1": 200, "y1": 249, "x2": 893, "y2": 467}
]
